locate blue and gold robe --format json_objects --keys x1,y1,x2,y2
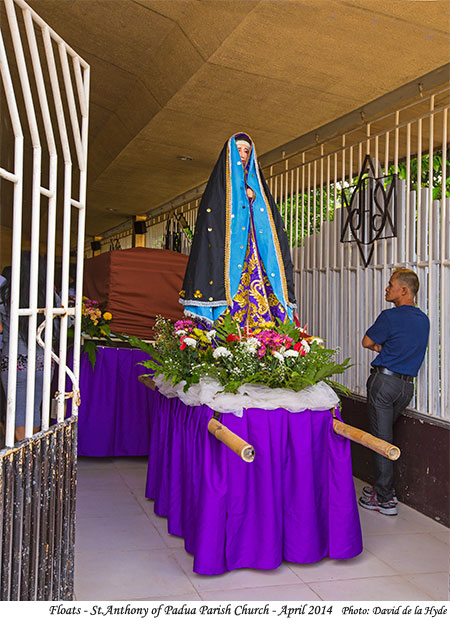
[{"x1": 180, "y1": 133, "x2": 296, "y2": 326}]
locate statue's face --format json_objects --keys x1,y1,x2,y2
[{"x1": 237, "y1": 143, "x2": 251, "y2": 165}]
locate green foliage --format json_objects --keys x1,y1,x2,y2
[
  {"x1": 130, "y1": 315, "x2": 352, "y2": 396},
  {"x1": 82, "y1": 340, "x2": 98, "y2": 369},
  {"x1": 390, "y1": 150, "x2": 450, "y2": 201}
]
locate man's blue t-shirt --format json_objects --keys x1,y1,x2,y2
[{"x1": 366, "y1": 305, "x2": 429, "y2": 377}]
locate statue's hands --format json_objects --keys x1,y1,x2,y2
[{"x1": 246, "y1": 187, "x2": 255, "y2": 200}]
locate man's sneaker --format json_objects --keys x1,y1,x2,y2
[
  {"x1": 362, "y1": 485, "x2": 398, "y2": 505},
  {"x1": 358, "y1": 494, "x2": 398, "y2": 516}
]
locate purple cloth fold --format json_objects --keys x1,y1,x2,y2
[
  {"x1": 73, "y1": 347, "x2": 154, "y2": 457},
  {"x1": 146, "y1": 391, "x2": 363, "y2": 575}
]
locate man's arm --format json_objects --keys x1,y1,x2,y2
[{"x1": 362, "y1": 334, "x2": 382, "y2": 353}]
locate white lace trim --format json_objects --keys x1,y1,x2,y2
[
  {"x1": 154, "y1": 375, "x2": 339, "y2": 418},
  {"x1": 182, "y1": 309, "x2": 214, "y2": 325},
  {"x1": 179, "y1": 298, "x2": 228, "y2": 308}
]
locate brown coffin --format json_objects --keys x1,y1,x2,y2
[{"x1": 83, "y1": 247, "x2": 188, "y2": 339}]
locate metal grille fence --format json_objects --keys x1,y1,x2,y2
[
  {"x1": 269, "y1": 88, "x2": 449, "y2": 420},
  {"x1": 0, "y1": 418, "x2": 77, "y2": 600},
  {"x1": 0, "y1": 0, "x2": 89, "y2": 445},
  {"x1": 1, "y1": 0, "x2": 89, "y2": 600},
  {"x1": 101, "y1": 86, "x2": 449, "y2": 421}
]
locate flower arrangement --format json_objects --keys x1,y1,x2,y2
[
  {"x1": 79, "y1": 297, "x2": 113, "y2": 366},
  {"x1": 125, "y1": 313, "x2": 351, "y2": 396}
]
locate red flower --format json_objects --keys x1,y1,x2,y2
[
  {"x1": 293, "y1": 341, "x2": 303, "y2": 352},
  {"x1": 226, "y1": 333, "x2": 240, "y2": 342},
  {"x1": 180, "y1": 342, "x2": 186, "y2": 350},
  {"x1": 300, "y1": 349, "x2": 307, "y2": 356}
]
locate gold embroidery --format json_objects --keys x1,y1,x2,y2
[
  {"x1": 230, "y1": 223, "x2": 285, "y2": 327},
  {"x1": 254, "y1": 165, "x2": 289, "y2": 304}
]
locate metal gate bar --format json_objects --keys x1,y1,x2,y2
[{"x1": 0, "y1": 417, "x2": 77, "y2": 601}]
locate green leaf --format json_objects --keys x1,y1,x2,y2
[
  {"x1": 223, "y1": 380, "x2": 243, "y2": 394},
  {"x1": 82, "y1": 340, "x2": 98, "y2": 369}
]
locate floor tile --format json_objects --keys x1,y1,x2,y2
[
  {"x1": 77, "y1": 467, "x2": 128, "y2": 490},
  {"x1": 405, "y1": 573, "x2": 449, "y2": 601},
  {"x1": 73, "y1": 464, "x2": 448, "y2": 602},
  {"x1": 396, "y1": 504, "x2": 450, "y2": 535},
  {"x1": 113, "y1": 456, "x2": 149, "y2": 469},
  {"x1": 74, "y1": 549, "x2": 197, "y2": 600},
  {"x1": 145, "y1": 593, "x2": 202, "y2": 601},
  {"x1": 172, "y1": 548, "x2": 302, "y2": 592},
  {"x1": 118, "y1": 467, "x2": 149, "y2": 490},
  {"x1": 77, "y1": 457, "x2": 115, "y2": 470},
  {"x1": 76, "y1": 489, "x2": 144, "y2": 518},
  {"x1": 353, "y1": 478, "x2": 366, "y2": 494},
  {"x1": 308, "y1": 575, "x2": 432, "y2": 601},
  {"x1": 364, "y1": 533, "x2": 449, "y2": 574},
  {"x1": 202, "y1": 583, "x2": 321, "y2": 601},
  {"x1": 431, "y1": 530, "x2": 450, "y2": 545},
  {"x1": 358, "y1": 505, "x2": 437, "y2": 537},
  {"x1": 134, "y1": 496, "x2": 186, "y2": 548},
  {"x1": 288, "y1": 549, "x2": 396, "y2": 582},
  {"x1": 75, "y1": 514, "x2": 166, "y2": 553}
]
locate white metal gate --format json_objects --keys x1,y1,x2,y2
[
  {"x1": 0, "y1": 0, "x2": 89, "y2": 444},
  {"x1": 0, "y1": 0, "x2": 89, "y2": 599}
]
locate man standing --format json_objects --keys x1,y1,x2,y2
[{"x1": 359, "y1": 268, "x2": 429, "y2": 516}]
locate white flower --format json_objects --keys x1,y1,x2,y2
[
  {"x1": 213, "y1": 347, "x2": 233, "y2": 359},
  {"x1": 301, "y1": 339, "x2": 310, "y2": 353},
  {"x1": 240, "y1": 337, "x2": 260, "y2": 355},
  {"x1": 184, "y1": 337, "x2": 197, "y2": 348},
  {"x1": 283, "y1": 349, "x2": 299, "y2": 358},
  {"x1": 175, "y1": 329, "x2": 187, "y2": 336},
  {"x1": 272, "y1": 351, "x2": 284, "y2": 362},
  {"x1": 205, "y1": 329, "x2": 216, "y2": 341},
  {"x1": 309, "y1": 337, "x2": 324, "y2": 346}
]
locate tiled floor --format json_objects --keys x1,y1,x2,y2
[{"x1": 74, "y1": 456, "x2": 449, "y2": 602}]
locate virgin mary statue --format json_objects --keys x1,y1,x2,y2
[{"x1": 179, "y1": 133, "x2": 296, "y2": 327}]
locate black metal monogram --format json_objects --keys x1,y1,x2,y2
[{"x1": 340, "y1": 154, "x2": 397, "y2": 267}]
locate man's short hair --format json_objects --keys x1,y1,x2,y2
[{"x1": 392, "y1": 268, "x2": 420, "y2": 296}]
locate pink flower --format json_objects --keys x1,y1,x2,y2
[{"x1": 174, "y1": 319, "x2": 196, "y2": 333}]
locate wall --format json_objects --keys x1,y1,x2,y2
[
  {"x1": 341, "y1": 394, "x2": 449, "y2": 527},
  {"x1": 0, "y1": 225, "x2": 12, "y2": 270}
]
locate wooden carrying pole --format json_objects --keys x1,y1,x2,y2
[
  {"x1": 139, "y1": 375, "x2": 156, "y2": 390},
  {"x1": 208, "y1": 417, "x2": 255, "y2": 463},
  {"x1": 139, "y1": 376, "x2": 255, "y2": 463},
  {"x1": 332, "y1": 418, "x2": 401, "y2": 461}
]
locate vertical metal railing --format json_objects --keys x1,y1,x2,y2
[
  {"x1": 0, "y1": 0, "x2": 90, "y2": 599},
  {"x1": 0, "y1": 419, "x2": 77, "y2": 600},
  {"x1": 1, "y1": 0, "x2": 89, "y2": 442},
  {"x1": 270, "y1": 87, "x2": 449, "y2": 419}
]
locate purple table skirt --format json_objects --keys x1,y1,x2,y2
[
  {"x1": 145, "y1": 390, "x2": 363, "y2": 575},
  {"x1": 71, "y1": 347, "x2": 154, "y2": 457}
]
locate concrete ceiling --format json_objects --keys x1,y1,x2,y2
[{"x1": 17, "y1": 0, "x2": 450, "y2": 238}]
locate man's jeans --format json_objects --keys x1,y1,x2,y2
[{"x1": 367, "y1": 371, "x2": 414, "y2": 503}]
